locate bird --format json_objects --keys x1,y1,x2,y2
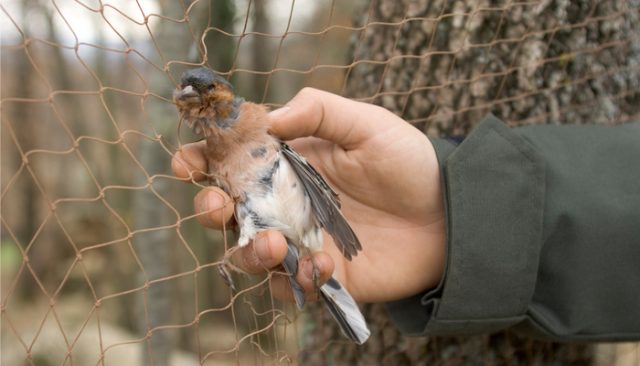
[{"x1": 173, "y1": 67, "x2": 370, "y2": 344}]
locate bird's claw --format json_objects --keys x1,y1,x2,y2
[
  {"x1": 217, "y1": 263, "x2": 237, "y2": 292},
  {"x1": 217, "y1": 247, "x2": 245, "y2": 292}
]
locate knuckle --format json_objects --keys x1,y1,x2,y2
[{"x1": 297, "y1": 87, "x2": 320, "y2": 100}]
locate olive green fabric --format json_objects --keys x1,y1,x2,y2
[{"x1": 386, "y1": 115, "x2": 640, "y2": 341}]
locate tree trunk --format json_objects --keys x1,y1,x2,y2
[
  {"x1": 133, "y1": 2, "x2": 195, "y2": 365},
  {"x1": 301, "y1": 0, "x2": 639, "y2": 364}
]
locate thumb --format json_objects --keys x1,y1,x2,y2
[{"x1": 267, "y1": 88, "x2": 381, "y2": 150}]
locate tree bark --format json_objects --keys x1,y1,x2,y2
[
  {"x1": 301, "y1": 0, "x2": 639, "y2": 364},
  {"x1": 133, "y1": 2, "x2": 194, "y2": 365}
]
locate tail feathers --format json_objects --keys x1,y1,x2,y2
[
  {"x1": 319, "y1": 277, "x2": 371, "y2": 345},
  {"x1": 283, "y1": 240, "x2": 370, "y2": 344},
  {"x1": 282, "y1": 240, "x2": 306, "y2": 309}
]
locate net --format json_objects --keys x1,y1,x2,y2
[{"x1": 1, "y1": 0, "x2": 639, "y2": 365}]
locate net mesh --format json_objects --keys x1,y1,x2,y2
[{"x1": 1, "y1": 0, "x2": 639, "y2": 365}]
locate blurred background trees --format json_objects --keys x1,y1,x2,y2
[{"x1": 1, "y1": 0, "x2": 638, "y2": 365}]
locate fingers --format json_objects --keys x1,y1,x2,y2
[
  {"x1": 194, "y1": 187, "x2": 235, "y2": 229},
  {"x1": 270, "y1": 251, "x2": 335, "y2": 302},
  {"x1": 268, "y1": 87, "x2": 384, "y2": 150},
  {"x1": 230, "y1": 229, "x2": 335, "y2": 302},
  {"x1": 174, "y1": 142, "x2": 235, "y2": 228},
  {"x1": 172, "y1": 141, "x2": 208, "y2": 181},
  {"x1": 232, "y1": 231, "x2": 288, "y2": 273}
]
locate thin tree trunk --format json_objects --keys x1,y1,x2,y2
[
  {"x1": 12, "y1": 0, "x2": 40, "y2": 300},
  {"x1": 133, "y1": 2, "x2": 194, "y2": 365},
  {"x1": 251, "y1": 0, "x2": 271, "y2": 102}
]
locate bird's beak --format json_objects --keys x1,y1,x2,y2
[{"x1": 173, "y1": 85, "x2": 200, "y2": 102}]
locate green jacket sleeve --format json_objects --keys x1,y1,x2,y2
[{"x1": 386, "y1": 115, "x2": 640, "y2": 341}]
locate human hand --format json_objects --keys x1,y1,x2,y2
[{"x1": 172, "y1": 88, "x2": 446, "y2": 303}]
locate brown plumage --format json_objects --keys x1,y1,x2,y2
[
  {"x1": 173, "y1": 67, "x2": 370, "y2": 344},
  {"x1": 203, "y1": 103, "x2": 279, "y2": 200}
]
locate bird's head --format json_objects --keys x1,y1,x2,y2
[{"x1": 173, "y1": 67, "x2": 238, "y2": 135}]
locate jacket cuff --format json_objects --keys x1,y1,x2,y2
[{"x1": 387, "y1": 115, "x2": 546, "y2": 336}]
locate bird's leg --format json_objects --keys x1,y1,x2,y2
[
  {"x1": 205, "y1": 176, "x2": 245, "y2": 291},
  {"x1": 217, "y1": 261, "x2": 236, "y2": 292},
  {"x1": 217, "y1": 246, "x2": 247, "y2": 292},
  {"x1": 309, "y1": 255, "x2": 321, "y2": 291}
]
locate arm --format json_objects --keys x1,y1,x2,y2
[
  {"x1": 389, "y1": 115, "x2": 640, "y2": 341},
  {"x1": 172, "y1": 89, "x2": 640, "y2": 341}
]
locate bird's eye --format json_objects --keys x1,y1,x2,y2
[{"x1": 208, "y1": 84, "x2": 216, "y2": 91}]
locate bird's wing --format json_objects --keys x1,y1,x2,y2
[{"x1": 280, "y1": 143, "x2": 361, "y2": 260}]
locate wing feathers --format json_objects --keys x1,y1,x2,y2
[{"x1": 280, "y1": 143, "x2": 362, "y2": 260}]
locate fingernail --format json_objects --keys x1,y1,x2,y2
[
  {"x1": 254, "y1": 233, "x2": 272, "y2": 261},
  {"x1": 268, "y1": 106, "x2": 290, "y2": 119}
]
